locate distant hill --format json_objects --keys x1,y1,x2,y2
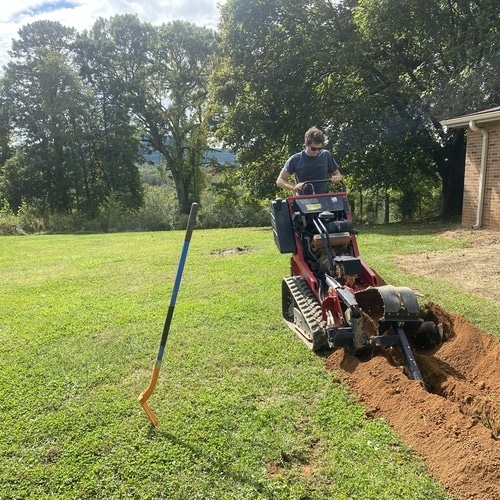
[
  {"x1": 203, "y1": 148, "x2": 237, "y2": 165},
  {"x1": 140, "y1": 147, "x2": 237, "y2": 166}
]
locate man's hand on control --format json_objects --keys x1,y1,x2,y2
[{"x1": 330, "y1": 172, "x2": 342, "y2": 183}]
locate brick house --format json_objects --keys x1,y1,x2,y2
[{"x1": 441, "y1": 106, "x2": 500, "y2": 229}]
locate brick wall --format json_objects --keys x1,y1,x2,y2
[{"x1": 462, "y1": 121, "x2": 500, "y2": 229}]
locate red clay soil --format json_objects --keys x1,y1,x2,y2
[{"x1": 324, "y1": 303, "x2": 500, "y2": 500}]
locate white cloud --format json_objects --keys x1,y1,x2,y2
[{"x1": 0, "y1": 0, "x2": 224, "y2": 72}]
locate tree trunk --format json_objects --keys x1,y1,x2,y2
[
  {"x1": 358, "y1": 188, "x2": 363, "y2": 221},
  {"x1": 155, "y1": 136, "x2": 192, "y2": 214},
  {"x1": 434, "y1": 129, "x2": 466, "y2": 217},
  {"x1": 384, "y1": 189, "x2": 390, "y2": 223},
  {"x1": 171, "y1": 169, "x2": 191, "y2": 214}
]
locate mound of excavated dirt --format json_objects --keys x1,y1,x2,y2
[{"x1": 324, "y1": 303, "x2": 500, "y2": 500}]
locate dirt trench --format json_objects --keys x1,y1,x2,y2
[{"x1": 324, "y1": 229, "x2": 500, "y2": 499}]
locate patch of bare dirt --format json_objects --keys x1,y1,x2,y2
[
  {"x1": 394, "y1": 228, "x2": 500, "y2": 302},
  {"x1": 324, "y1": 228, "x2": 500, "y2": 500},
  {"x1": 210, "y1": 245, "x2": 251, "y2": 256}
]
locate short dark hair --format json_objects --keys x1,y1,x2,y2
[{"x1": 304, "y1": 127, "x2": 325, "y2": 145}]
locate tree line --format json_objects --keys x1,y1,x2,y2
[
  {"x1": 0, "y1": 0, "x2": 498, "y2": 231},
  {"x1": 0, "y1": 15, "x2": 216, "y2": 221}
]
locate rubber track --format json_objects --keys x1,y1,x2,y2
[{"x1": 283, "y1": 276, "x2": 325, "y2": 345}]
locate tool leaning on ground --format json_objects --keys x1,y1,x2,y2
[{"x1": 138, "y1": 202, "x2": 199, "y2": 427}]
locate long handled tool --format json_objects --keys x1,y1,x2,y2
[{"x1": 138, "y1": 202, "x2": 199, "y2": 426}]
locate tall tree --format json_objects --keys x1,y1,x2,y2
[
  {"x1": 1, "y1": 21, "x2": 84, "y2": 212},
  {"x1": 75, "y1": 16, "x2": 146, "y2": 216},
  {"x1": 1, "y1": 20, "x2": 143, "y2": 215},
  {"x1": 76, "y1": 15, "x2": 218, "y2": 213},
  {"x1": 213, "y1": 0, "x2": 332, "y2": 199},
  {"x1": 346, "y1": 0, "x2": 499, "y2": 215},
  {"x1": 141, "y1": 20, "x2": 218, "y2": 213}
]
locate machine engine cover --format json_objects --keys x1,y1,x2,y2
[{"x1": 334, "y1": 256, "x2": 362, "y2": 276}]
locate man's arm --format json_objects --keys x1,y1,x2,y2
[
  {"x1": 276, "y1": 169, "x2": 305, "y2": 192},
  {"x1": 328, "y1": 153, "x2": 342, "y2": 183}
]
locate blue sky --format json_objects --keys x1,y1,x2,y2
[
  {"x1": 15, "y1": 1, "x2": 80, "y2": 19},
  {"x1": 0, "y1": 0, "x2": 224, "y2": 71}
]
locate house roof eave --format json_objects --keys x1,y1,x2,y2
[{"x1": 440, "y1": 107, "x2": 500, "y2": 128}]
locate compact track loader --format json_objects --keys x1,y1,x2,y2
[{"x1": 271, "y1": 185, "x2": 442, "y2": 388}]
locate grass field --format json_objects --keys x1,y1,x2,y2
[{"x1": 1, "y1": 223, "x2": 496, "y2": 499}]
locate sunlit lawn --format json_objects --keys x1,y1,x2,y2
[{"x1": 1, "y1": 224, "x2": 487, "y2": 498}]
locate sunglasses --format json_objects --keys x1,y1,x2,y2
[{"x1": 309, "y1": 146, "x2": 323, "y2": 151}]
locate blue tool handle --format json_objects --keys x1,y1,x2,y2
[{"x1": 157, "y1": 202, "x2": 199, "y2": 360}]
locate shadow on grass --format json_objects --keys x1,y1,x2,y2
[{"x1": 144, "y1": 427, "x2": 276, "y2": 496}]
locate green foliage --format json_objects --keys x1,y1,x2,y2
[
  {"x1": 0, "y1": 227, "x2": 463, "y2": 498},
  {"x1": 1, "y1": 19, "x2": 144, "y2": 216},
  {"x1": 0, "y1": 15, "x2": 219, "y2": 221},
  {"x1": 213, "y1": 0, "x2": 499, "y2": 217},
  {"x1": 199, "y1": 195, "x2": 270, "y2": 229},
  {"x1": 2, "y1": 2, "x2": 498, "y2": 225},
  {"x1": 0, "y1": 204, "x2": 22, "y2": 235},
  {"x1": 133, "y1": 184, "x2": 183, "y2": 231},
  {"x1": 198, "y1": 166, "x2": 271, "y2": 228},
  {"x1": 212, "y1": 0, "x2": 331, "y2": 199},
  {"x1": 0, "y1": 181, "x2": 269, "y2": 234},
  {"x1": 75, "y1": 15, "x2": 219, "y2": 214}
]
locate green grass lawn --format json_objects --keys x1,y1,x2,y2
[{"x1": 1, "y1": 223, "x2": 495, "y2": 499}]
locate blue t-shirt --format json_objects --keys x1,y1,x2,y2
[{"x1": 284, "y1": 150, "x2": 339, "y2": 194}]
